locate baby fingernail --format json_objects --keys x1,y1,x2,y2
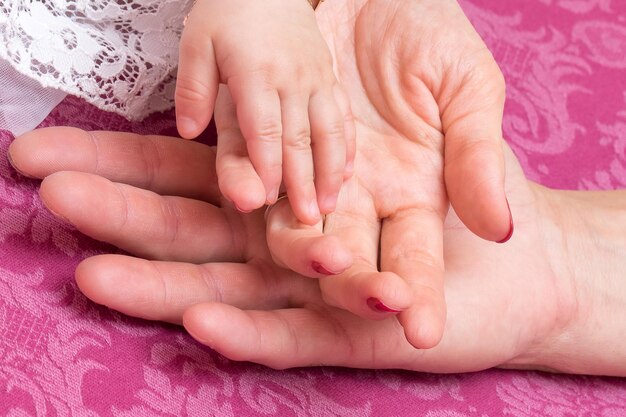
[
  {"x1": 344, "y1": 160, "x2": 354, "y2": 179},
  {"x1": 367, "y1": 297, "x2": 401, "y2": 313},
  {"x1": 234, "y1": 203, "x2": 253, "y2": 214},
  {"x1": 266, "y1": 187, "x2": 279, "y2": 204},
  {"x1": 311, "y1": 261, "x2": 338, "y2": 276},
  {"x1": 177, "y1": 116, "x2": 198, "y2": 138},
  {"x1": 321, "y1": 195, "x2": 337, "y2": 214},
  {"x1": 309, "y1": 201, "x2": 321, "y2": 221}
]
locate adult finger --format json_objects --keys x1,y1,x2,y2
[
  {"x1": 183, "y1": 303, "x2": 393, "y2": 369},
  {"x1": 175, "y1": 14, "x2": 219, "y2": 139},
  {"x1": 380, "y1": 207, "x2": 447, "y2": 349},
  {"x1": 9, "y1": 127, "x2": 220, "y2": 203},
  {"x1": 265, "y1": 197, "x2": 352, "y2": 278},
  {"x1": 321, "y1": 268, "x2": 413, "y2": 321},
  {"x1": 214, "y1": 86, "x2": 267, "y2": 212},
  {"x1": 442, "y1": 66, "x2": 513, "y2": 243},
  {"x1": 316, "y1": 186, "x2": 413, "y2": 319},
  {"x1": 76, "y1": 254, "x2": 302, "y2": 324},
  {"x1": 265, "y1": 181, "x2": 411, "y2": 318},
  {"x1": 183, "y1": 287, "x2": 510, "y2": 372},
  {"x1": 40, "y1": 171, "x2": 244, "y2": 263}
]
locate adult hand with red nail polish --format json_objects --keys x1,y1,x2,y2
[
  {"x1": 10, "y1": 127, "x2": 626, "y2": 376},
  {"x1": 257, "y1": 0, "x2": 513, "y2": 348},
  {"x1": 180, "y1": 0, "x2": 515, "y2": 349},
  {"x1": 12, "y1": 0, "x2": 515, "y2": 352}
]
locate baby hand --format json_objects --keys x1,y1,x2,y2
[{"x1": 175, "y1": 0, "x2": 355, "y2": 224}]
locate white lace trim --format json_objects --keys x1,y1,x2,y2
[{"x1": 0, "y1": 0, "x2": 192, "y2": 130}]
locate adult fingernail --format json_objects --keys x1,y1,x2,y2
[
  {"x1": 38, "y1": 191, "x2": 71, "y2": 224},
  {"x1": 6, "y1": 151, "x2": 33, "y2": 178},
  {"x1": 497, "y1": 199, "x2": 514, "y2": 244},
  {"x1": 183, "y1": 316, "x2": 214, "y2": 349},
  {"x1": 311, "y1": 261, "x2": 338, "y2": 276},
  {"x1": 367, "y1": 297, "x2": 401, "y2": 313}
]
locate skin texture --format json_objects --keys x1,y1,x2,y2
[
  {"x1": 176, "y1": 0, "x2": 355, "y2": 224},
  {"x1": 9, "y1": 0, "x2": 624, "y2": 374},
  {"x1": 238, "y1": 0, "x2": 513, "y2": 348},
  {"x1": 17, "y1": 0, "x2": 513, "y2": 350},
  {"x1": 9, "y1": 127, "x2": 626, "y2": 376}
]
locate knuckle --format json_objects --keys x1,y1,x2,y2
[
  {"x1": 158, "y1": 198, "x2": 182, "y2": 249},
  {"x1": 137, "y1": 137, "x2": 163, "y2": 190},
  {"x1": 253, "y1": 120, "x2": 283, "y2": 144},
  {"x1": 238, "y1": 63, "x2": 280, "y2": 86},
  {"x1": 175, "y1": 76, "x2": 213, "y2": 103},
  {"x1": 290, "y1": 65, "x2": 309, "y2": 84},
  {"x1": 342, "y1": 107, "x2": 355, "y2": 124},
  {"x1": 284, "y1": 129, "x2": 312, "y2": 152},
  {"x1": 317, "y1": 120, "x2": 345, "y2": 142},
  {"x1": 386, "y1": 241, "x2": 443, "y2": 275},
  {"x1": 198, "y1": 265, "x2": 223, "y2": 303},
  {"x1": 325, "y1": 164, "x2": 346, "y2": 181},
  {"x1": 446, "y1": 137, "x2": 497, "y2": 168}
]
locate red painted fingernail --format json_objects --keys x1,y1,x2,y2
[
  {"x1": 367, "y1": 297, "x2": 401, "y2": 313},
  {"x1": 312, "y1": 261, "x2": 337, "y2": 276},
  {"x1": 497, "y1": 199, "x2": 514, "y2": 244}
]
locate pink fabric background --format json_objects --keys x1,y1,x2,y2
[{"x1": 1, "y1": 0, "x2": 625, "y2": 415}]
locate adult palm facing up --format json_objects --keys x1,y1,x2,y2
[
  {"x1": 248, "y1": 0, "x2": 511, "y2": 348},
  {"x1": 11, "y1": 0, "x2": 616, "y2": 374}
]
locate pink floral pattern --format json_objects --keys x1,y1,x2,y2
[{"x1": 1, "y1": 0, "x2": 625, "y2": 415}]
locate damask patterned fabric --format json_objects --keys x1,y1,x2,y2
[{"x1": 1, "y1": 0, "x2": 625, "y2": 415}]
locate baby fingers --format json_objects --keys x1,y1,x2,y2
[
  {"x1": 176, "y1": 21, "x2": 219, "y2": 139},
  {"x1": 308, "y1": 86, "x2": 348, "y2": 215}
]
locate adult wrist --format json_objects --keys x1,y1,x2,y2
[{"x1": 512, "y1": 188, "x2": 626, "y2": 376}]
